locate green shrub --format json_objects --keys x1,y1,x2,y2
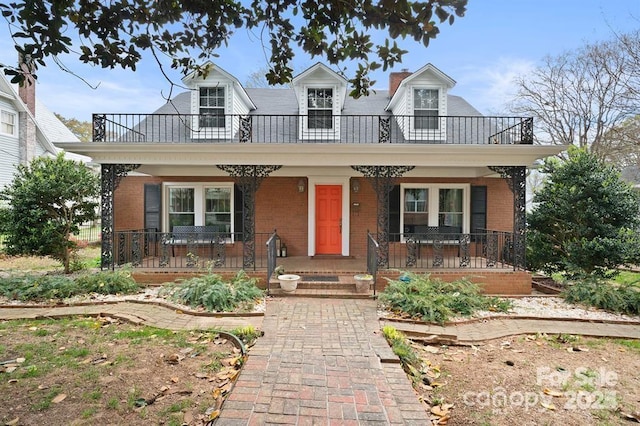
[
  {"x1": 563, "y1": 277, "x2": 640, "y2": 315},
  {"x1": 163, "y1": 270, "x2": 264, "y2": 312},
  {"x1": 0, "y1": 274, "x2": 78, "y2": 301},
  {"x1": 379, "y1": 272, "x2": 512, "y2": 324},
  {"x1": 0, "y1": 270, "x2": 139, "y2": 301},
  {"x1": 74, "y1": 270, "x2": 139, "y2": 295}
]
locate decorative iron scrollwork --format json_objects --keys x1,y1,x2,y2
[
  {"x1": 93, "y1": 114, "x2": 106, "y2": 142},
  {"x1": 521, "y1": 118, "x2": 533, "y2": 144},
  {"x1": 217, "y1": 165, "x2": 282, "y2": 268},
  {"x1": 488, "y1": 165, "x2": 527, "y2": 270},
  {"x1": 459, "y1": 234, "x2": 471, "y2": 267},
  {"x1": 239, "y1": 115, "x2": 252, "y2": 143},
  {"x1": 485, "y1": 232, "x2": 498, "y2": 268},
  {"x1": 131, "y1": 231, "x2": 141, "y2": 267},
  {"x1": 432, "y1": 235, "x2": 444, "y2": 267},
  {"x1": 405, "y1": 237, "x2": 417, "y2": 267},
  {"x1": 378, "y1": 117, "x2": 390, "y2": 143},
  {"x1": 352, "y1": 166, "x2": 415, "y2": 268},
  {"x1": 160, "y1": 234, "x2": 170, "y2": 267},
  {"x1": 211, "y1": 236, "x2": 227, "y2": 268},
  {"x1": 101, "y1": 164, "x2": 140, "y2": 270}
]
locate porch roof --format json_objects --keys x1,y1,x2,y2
[{"x1": 56, "y1": 142, "x2": 568, "y2": 177}]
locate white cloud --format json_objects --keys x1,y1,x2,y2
[{"x1": 453, "y1": 58, "x2": 536, "y2": 115}]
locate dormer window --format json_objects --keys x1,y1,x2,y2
[
  {"x1": 307, "y1": 88, "x2": 333, "y2": 129},
  {"x1": 199, "y1": 87, "x2": 225, "y2": 128},
  {"x1": 414, "y1": 88, "x2": 439, "y2": 130}
]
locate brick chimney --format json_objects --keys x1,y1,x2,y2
[
  {"x1": 17, "y1": 54, "x2": 37, "y2": 164},
  {"x1": 389, "y1": 69, "x2": 412, "y2": 98},
  {"x1": 18, "y1": 57, "x2": 36, "y2": 115}
]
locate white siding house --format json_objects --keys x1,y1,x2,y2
[{"x1": 0, "y1": 72, "x2": 81, "y2": 189}]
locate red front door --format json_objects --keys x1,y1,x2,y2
[{"x1": 316, "y1": 185, "x2": 342, "y2": 255}]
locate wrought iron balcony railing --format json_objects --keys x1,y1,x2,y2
[{"x1": 93, "y1": 113, "x2": 533, "y2": 145}]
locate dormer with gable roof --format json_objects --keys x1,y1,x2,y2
[
  {"x1": 182, "y1": 62, "x2": 256, "y2": 140},
  {"x1": 385, "y1": 63, "x2": 456, "y2": 141},
  {"x1": 292, "y1": 63, "x2": 348, "y2": 140}
]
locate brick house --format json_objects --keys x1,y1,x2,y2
[{"x1": 57, "y1": 62, "x2": 567, "y2": 293}]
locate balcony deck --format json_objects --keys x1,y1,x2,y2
[{"x1": 93, "y1": 114, "x2": 533, "y2": 145}]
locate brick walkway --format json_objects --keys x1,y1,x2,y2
[
  {"x1": 2, "y1": 299, "x2": 639, "y2": 425},
  {"x1": 215, "y1": 298, "x2": 429, "y2": 425}
]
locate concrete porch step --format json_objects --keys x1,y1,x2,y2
[{"x1": 268, "y1": 274, "x2": 374, "y2": 298}]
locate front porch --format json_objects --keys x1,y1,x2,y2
[{"x1": 116, "y1": 229, "x2": 532, "y2": 295}]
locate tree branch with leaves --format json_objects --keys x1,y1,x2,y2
[{"x1": 0, "y1": 0, "x2": 467, "y2": 98}]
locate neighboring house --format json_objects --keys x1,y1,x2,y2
[
  {"x1": 57, "y1": 62, "x2": 568, "y2": 293},
  {"x1": 0, "y1": 71, "x2": 81, "y2": 189}
]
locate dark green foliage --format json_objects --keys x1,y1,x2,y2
[
  {"x1": 164, "y1": 270, "x2": 264, "y2": 312},
  {"x1": 563, "y1": 278, "x2": 640, "y2": 315},
  {"x1": 0, "y1": 1, "x2": 466, "y2": 98},
  {"x1": 0, "y1": 154, "x2": 100, "y2": 273},
  {"x1": 0, "y1": 275, "x2": 77, "y2": 301},
  {"x1": 74, "y1": 270, "x2": 139, "y2": 295},
  {"x1": 0, "y1": 271, "x2": 140, "y2": 302},
  {"x1": 528, "y1": 148, "x2": 640, "y2": 278},
  {"x1": 379, "y1": 272, "x2": 512, "y2": 324}
]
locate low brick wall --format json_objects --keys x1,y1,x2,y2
[
  {"x1": 375, "y1": 270, "x2": 532, "y2": 295},
  {"x1": 132, "y1": 271, "x2": 267, "y2": 286},
  {"x1": 133, "y1": 269, "x2": 531, "y2": 295}
]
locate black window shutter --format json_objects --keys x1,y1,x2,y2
[
  {"x1": 470, "y1": 185, "x2": 487, "y2": 236},
  {"x1": 388, "y1": 185, "x2": 401, "y2": 242},
  {"x1": 144, "y1": 183, "x2": 161, "y2": 232},
  {"x1": 234, "y1": 185, "x2": 244, "y2": 235}
]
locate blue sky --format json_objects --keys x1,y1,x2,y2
[{"x1": 0, "y1": 0, "x2": 638, "y2": 122}]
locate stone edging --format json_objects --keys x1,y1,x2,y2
[
  {"x1": 0, "y1": 299, "x2": 265, "y2": 318},
  {"x1": 380, "y1": 314, "x2": 640, "y2": 327}
]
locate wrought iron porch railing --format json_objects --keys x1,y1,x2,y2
[
  {"x1": 266, "y1": 230, "x2": 279, "y2": 295},
  {"x1": 367, "y1": 231, "x2": 379, "y2": 296},
  {"x1": 93, "y1": 113, "x2": 533, "y2": 145},
  {"x1": 377, "y1": 230, "x2": 516, "y2": 270},
  {"x1": 114, "y1": 229, "x2": 274, "y2": 270}
]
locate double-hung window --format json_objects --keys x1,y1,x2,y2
[
  {"x1": 199, "y1": 87, "x2": 225, "y2": 128},
  {"x1": 166, "y1": 184, "x2": 233, "y2": 233},
  {"x1": 307, "y1": 88, "x2": 333, "y2": 129},
  {"x1": 413, "y1": 88, "x2": 439, "y2": 130},
  {"x1": 1, "y1": 110, "x2": 16, "y2": 136},
  {"x1": 401, "y1": 184, "x2": 468, "y2": 237}
]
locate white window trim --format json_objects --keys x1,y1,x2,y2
[
  {"x1": 300, "y1": 85, "x2": 340, "y2": 140},
  {"x1": 163, "y1": 182, "x2": 235, "y2": 238},
  {"x1": 408, "y1": 86, "x2": 446, "y2": 141},
  {"x1": 399, "y1": 183, "x2": 470, "y2": 242},
  {"x1": 191, "y1": 84, "x2": 234, "y2": 140},
  {"x1": 0, "y1": 109, "x2": 17, "y2": 137}
]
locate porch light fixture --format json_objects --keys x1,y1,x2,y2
[
  {"x1": 298, "y1": 179, "x2": 306, "y2": 193},
  {"x1": 352, "y1": 179, "x2": 360, "y2": 193}
]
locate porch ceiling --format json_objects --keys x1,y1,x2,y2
[{"x1": 56, "y1": 142, "x2": 568, "y2": 172}]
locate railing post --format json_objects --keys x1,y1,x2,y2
[
  {"x1": 266, "y1": 229, "x2": 278, "y2": 296},
  {"x1": 93, "y1": 114, "x2": 106, "y2": 142}
]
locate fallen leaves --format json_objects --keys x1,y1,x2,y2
[
  {"x1": 430, "y1": 403, "x2": 454, "y2": 424},
  {"x1": 542, "y1": 388, "x2": 564, "y2": 397},
  {"x1": 51, "y1": 393, "x2": 67, "y2": 404}
]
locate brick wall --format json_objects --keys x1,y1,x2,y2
[
  {"x1": 113, "y1": 175, "x2": 516, "y2": 257},
  {"x1": 376, "y1": 270, "x2": 532, "y2": 295},
  {"x1": 256, "y1": 178, "x2": 308, "y2": 257}
]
